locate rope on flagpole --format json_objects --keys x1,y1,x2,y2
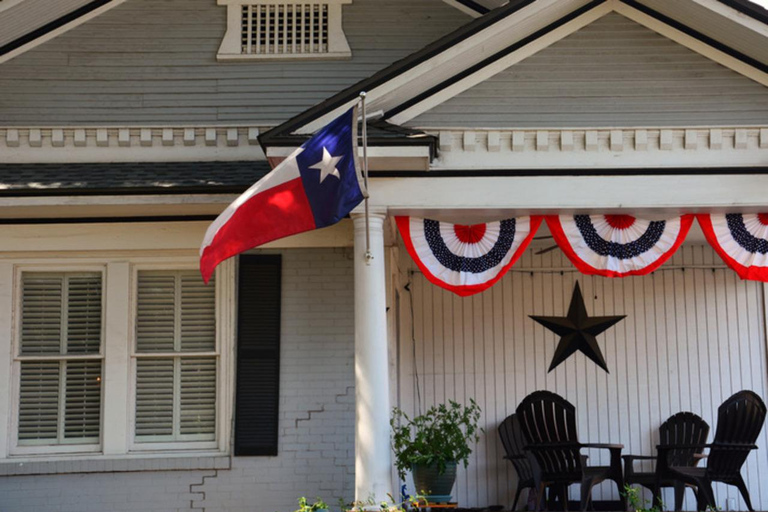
[{"x1": 360, "y1": 91, "x2": 373, "y2": 265}]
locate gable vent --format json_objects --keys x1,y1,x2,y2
[{"x1": 218, "y1": 0, "x2": 352, "y2": 61}]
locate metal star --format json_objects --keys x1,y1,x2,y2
[
  {"x1": 529, "y1": 282, "x2": 625, "y2": 373},
  {"x1": 309, "y1": 147, "x2": 342, "y2": 183}
]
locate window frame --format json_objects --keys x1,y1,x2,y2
[
  {"x1": 128, "y1": 263, "x2": 225, "y2": 453},
  {"x1": 2, "y1": 256, "x2": 235, "y2": 462},
  {"x1": 9, "y1": 265, "x2": 107, "y2": 457}
]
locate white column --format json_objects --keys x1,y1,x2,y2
[{"x1": 352, "y1": 212, "x2": 393, "y2": 503}]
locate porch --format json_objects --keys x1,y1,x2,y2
[{"x1": 389, "y1": 238, "x2": 768, "y2": 511}]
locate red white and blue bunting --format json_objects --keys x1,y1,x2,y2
[
  {"x1": 396, "y1": 216, "x2": 542, "y2": 297},
  {"x1": 546, "y1": 214, "x2": 694, "y2": 278},
  {"x1": 698, "y1": 213, "x2": 768, "y2": 281}
]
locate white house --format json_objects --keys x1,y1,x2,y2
[{"x1": 0, "y1": 0, "x2": 767, "y2": 511}]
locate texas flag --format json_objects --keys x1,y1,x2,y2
[{"x1": 200, "y1": 107, "x2": 364, "y2": 283}]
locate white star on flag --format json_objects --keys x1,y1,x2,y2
[{"x1": 309, "y1": 147, "x2": 342, "y2": 183}]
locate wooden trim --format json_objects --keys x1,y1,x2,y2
[
  {"x1": 441, "y1": 0, "x2": 490, "y2": 17},
  {"x1": 388, "y1": 0, "x2": 612, "y2": 124},
  {"x1": 388, "y1": 0, "x2": 768, "y2": 124},
  {"x1": 0, "y1": 0, "x2": 130, "y2": 64},
  {"x1": 257, "y1": 0, "x2": 540, "y2": 140},
  {"x1": 616, "y1": 1, "x2": 768, "y2": 80}
]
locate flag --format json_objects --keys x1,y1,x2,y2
[{"x1": 200, "y1": 107, "x2": 364, "y2": 283}]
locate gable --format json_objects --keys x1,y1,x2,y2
[
  {"x1": 0, "y1": 0, "x2": 468, "y2": 126},
  {"x1": 406, "y1": 13, "x2": 768, "y2": 128}
]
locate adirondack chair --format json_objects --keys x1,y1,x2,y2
[
  {"x1": 657, "y1": 390, "x2": 767, "y2": 511},
  {"x1": 499, "y1": 413, "x2": 539, "y2": 511},
  {"x1": 516, "y1": 390, "x2": 625, "y2": 512},
  {"x1": 623, "y1": 412, "x2": 709, "y2": 511}
]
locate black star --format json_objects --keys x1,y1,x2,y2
[{"x1": 529, "y1": 282, "x2": 625, "y2": 373}]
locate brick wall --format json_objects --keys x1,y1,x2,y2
[{"x1": 0, "y1": 248, "x2": 356, "y2": 512}]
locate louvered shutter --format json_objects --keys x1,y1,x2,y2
[
  {"x1": 235, "y1": 255, "x2": 281, "y2": 456},
  {"x1": 18, "y1": 272, "x2": 103, "y2": 445},
  {"x1": 19, "y1": 361, "x2": 60, "y2": 441},
  {"x1": 134, "y1": 270, "x2": 216, "y2": 442}
]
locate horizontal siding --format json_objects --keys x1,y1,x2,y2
[
  {"x1": 399, "y1": 244, "x2": 768, "y2": 510},
  {"x1": 408, "y1": 13, "x2": 768, "y2": 128},
  {"x1": 0, "y1": 0, "x2": 468, "y2": 125}
]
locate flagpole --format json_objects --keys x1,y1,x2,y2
[{"x1": 360, "y1": 91, "x2": 373, "y2": 265}]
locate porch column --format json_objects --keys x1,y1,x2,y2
[{"x1": 352, "y1": 212, "x2": 393, "y2": 503}]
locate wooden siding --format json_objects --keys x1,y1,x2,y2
[
  {"x1": 0, "y1": 0, "x2": 468, "y2": 125},
  {"x1": 397, "y1": 244, "x2": 768, "y2": 510},
  {"x1": 407, "y1": 13, "x2": 768, "y2": 128}
]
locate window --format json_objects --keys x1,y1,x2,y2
[
  {"x1": 133, "y1": 270, "x2": 217, "y2": 446},
  {"x1": 5, "y1": 258, "x2": 234, "y2": 465},
  {"x1": 15, "y1": 272, "x2": 103, "y2": 451},
  {"x1": 217, "y1": 0, "x2": 352, "y2": 61}
]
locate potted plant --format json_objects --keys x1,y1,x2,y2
[
  {"x1": 295, "y1": 497, "x2": 329, "y2": 512},
  {"x1": 390, "y1": 399, "x2": 481, "y2": 502}
]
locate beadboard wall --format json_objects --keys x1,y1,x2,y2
[{"x1": 396, "y1": 244, "x2": 768, "y2": 510}]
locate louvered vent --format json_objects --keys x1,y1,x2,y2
[
  {"x1": 241, "y1": 3, "x2": 329, "y2": 55},
  {"x1": 18, "y1": 272, "x2": 103, "y2": 445},
  {"x1": 135, "y1": 270, "x2": 216, "y2": 442}
]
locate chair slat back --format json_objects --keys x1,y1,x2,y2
[
  {"x1": 498, "y1": 414, "x2": 534, "y2": 482},
  {"x1": 708, "y1": 390, "x2": 766, "y2": 479},
  {"x1": 516, "y1": 390, "x2": 582, "y2": 480},
  {"x1": 659, "y1": 412, "x2": 710, "y2": 467}
]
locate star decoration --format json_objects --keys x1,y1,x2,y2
[
  {"x1": 529, "y1": 282, "x2": 625, "y2": 373},
  {"x1": 309, "y1": 147, "x2": 342, "y2": 183}
]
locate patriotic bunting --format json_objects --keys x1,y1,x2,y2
[
  {"x1": 396, "y1": 216, "x2": 542, "y2": 297},
  {"x1": 698, "y1": 213, "x2": 768, "y2": 281},
  {"x1": 546, "y1": 214, "x2": 694, "y2": 278}
]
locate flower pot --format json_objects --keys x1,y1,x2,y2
[{"x1": 411, "y1": 461, "x2": 457, "y2": 500}]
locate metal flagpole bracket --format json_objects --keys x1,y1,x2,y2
[{"x1": 360, "y1": 91, "x2": 373, "y2": 265}]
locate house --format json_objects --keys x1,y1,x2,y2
[{"x1": 0, "y1": 0, "x2": 767, "y2": 510}]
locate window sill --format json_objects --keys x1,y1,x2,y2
[
  {"x1": 0, "y1": 452, "x2": 231, "y2": 476},
  {"x1": 216, "y1": 51, "x2": 352, "y2": 62}
]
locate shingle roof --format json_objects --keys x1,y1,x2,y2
[{"x1": 0, "y1": 161, "x2": 272, "y2": 196}]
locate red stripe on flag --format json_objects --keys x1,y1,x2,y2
[{"x1": 200, "y1": 177, "x2": 316, "y2": 282}]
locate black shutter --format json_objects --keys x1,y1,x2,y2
[{"x1": 235, "y1": 254, "x2": 281, "y2": 456}]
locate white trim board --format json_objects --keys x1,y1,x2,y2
[
  {"x1": 0, "y1": 0, "x2": 130, "y2": 65},
  {"x1": 285, "y1": 0, "x2": 768, "y2": 136},
  {"x1": 389, "y1": 0, "x2": 768, "y2": 125},
  {"x1": 430, "y1": 127, "x2": 768, "y2": 170}
]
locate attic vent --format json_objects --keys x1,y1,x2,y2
[{"x1": 218, "y1": 0, "x2": 352, "y2": 61}]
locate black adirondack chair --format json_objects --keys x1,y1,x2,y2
[
  {"x1": 499, "y1": 413, "x2": 538, "y2": 510},
  {"x1": 516, "y1": 390, "x2": 625, "y2": 512},
  {"x1": 657, "y1": 390, "x2": 766, "y2": 511},
  {"x1": 623, "y1": 412, "x2": 709, "y2": 511}
]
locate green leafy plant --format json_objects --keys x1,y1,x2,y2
[
  {"x1": 295, "y1": 497, "x2": 329, "y2": 512},
  {"x1": 622, "y1": 485, "x2": 663, "y2": 512},
  {"x1": 342, "y1": 492, "x2": 425, "y2": 512},
  {"x1": 390, "y1": 399, "x2": 482, "y2": 480}
]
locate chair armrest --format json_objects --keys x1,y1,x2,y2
[
  {"x1": 503, "y1": 454, "x2": 526, "y2": 461},
  {"x1": 583, "y1": 443, "x2": 624, "y2": 450},
  {"x1": 693, "y1": 453, "x2": 707, "y2": 459},
  {"x1": 622, "y1": 455, "x2": 656, "y2": 461}
]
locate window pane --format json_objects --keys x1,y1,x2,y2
[
  {"x1": 66, "y1": 275, "x2": 102, "y2": 354},
  {"x1": 180, "y1": 357, "x2": 216, "y2": 437},
  {"x1": 64, "y1": 360, "x2": 102, "y2": 440},
  {"x1": 180, "y1": 272, "x2": 215, "y2": 352},
  {"x1": 20, "y1": 274, "x2": 63, "y2": 355},
  {"x1": 136, "y1": 273, "x2": 176, "y2": 352},
  {"x1": 135, "y1": 358, "x2": 174, "y2": 438},
  {"x1": 18, "y1": 361, "x2": 60, "y2": 442}
]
